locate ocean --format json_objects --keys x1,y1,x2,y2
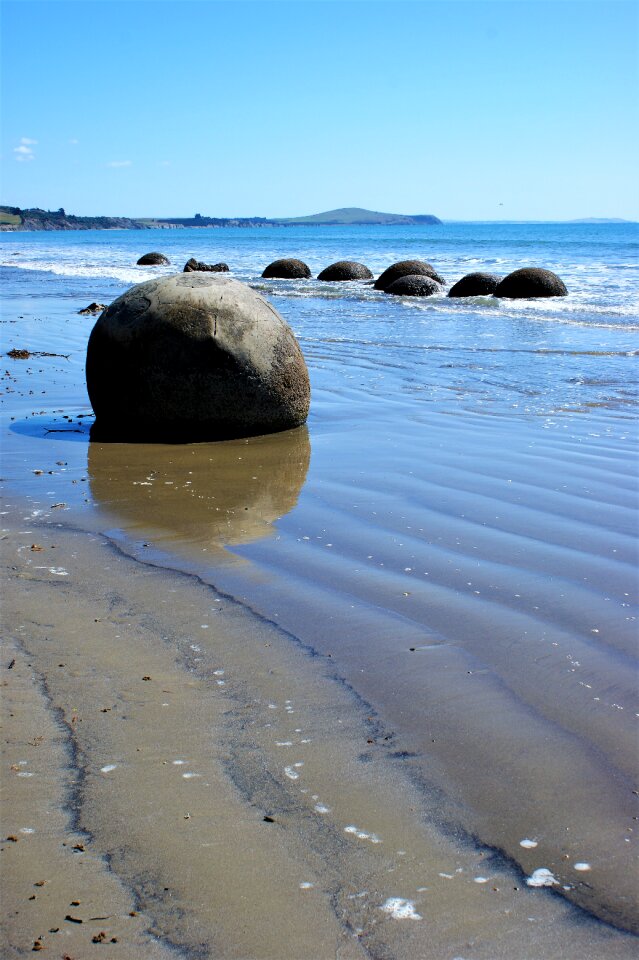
[{"x1": 1, "y1": 222, "x2": 638, "y2": 957}]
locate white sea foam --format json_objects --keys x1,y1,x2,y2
[
  {"x1": 526, "y1": 868, "x2": 558, "y2": 887},
  {"x1": 344, "y1": 824, "x2": 381, "y2": 843},
  {"x1": 3, "y1": 256, "x2": 161, "y2": 286},
  {"x1": 380, "y1": 897, "x2": 422, "y2": 920}
]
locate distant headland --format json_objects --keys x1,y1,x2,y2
[
  {"x1": 271, "y1": 208, "x2": 442, "y2": 225},
  {"x1": 0, "y1": 205, "x2": 442, "y2": 231}
]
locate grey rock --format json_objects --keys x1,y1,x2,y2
[
  {"x1": 317, "y1": 261, "x2": 373, "y2": 281},
  {"x1": 137, "y1": 251, "x2": 170, "y2": 266},
  {"x1": 262, "y1": 258, "x2": 311, "y2": 279},
  {"x1": 374, "y1": 259, "x2": 444, "y2": 290},
  {"x1": 385, "y1": 275, "x2": 440, "y2": 298},
  {"x1": 183, "y1": 258, "x2": 230, "y2": 273},
  {"x1": 494, "y1": 268, "x2": 567, "y2": 298},
  {"x1": 448, "y1": 272, "x2": 501, "y2": 297},
  {"x1": 86, "y1": 273, "x2": 310, "y2": 442}
]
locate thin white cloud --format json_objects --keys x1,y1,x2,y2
[
  {"x1": 159, "y1": 160, "x2": 171, "y2": 167},
  {"x1": 14, "y1": 140, "x2": 35, "y2": 162},
  {"x1": 69, "y1": 138, "x2": 79, "y2": 145},
  {"x1": 106, "y1": 160, "x2": 132, "y2": 168}
]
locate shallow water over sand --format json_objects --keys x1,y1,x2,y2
[{"x1": 1, "y1": 224, "x2": 638, "y2": 955}]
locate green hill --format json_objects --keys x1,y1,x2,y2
[{"x1": 277, "y1": 207, "x2": 441, "y2": 225}]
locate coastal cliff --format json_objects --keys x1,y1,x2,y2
[{"x1": 0, "y1": 206, "x2": 150, "y2": 231}]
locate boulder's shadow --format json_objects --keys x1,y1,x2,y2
[{"x1": 87, "y1": 426, "x2": 310, "y2": 558}]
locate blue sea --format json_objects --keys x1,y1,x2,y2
[
  {"x1": 2, "y1": 221, "x2": 637, "y2": 415},
  {"x1": 1, "y1": 222, "x2": 638, "y2": 950}
]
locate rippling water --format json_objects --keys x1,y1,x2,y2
[{"x1": 1, "y1": 222, "x2": 638, "y2": 948}]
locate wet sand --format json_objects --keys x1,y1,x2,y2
[
  {"x1": 1, "y1": 289, "x2": 638, "y2": 957},
  {"x1": 3, "y1": 515, "x2": 636, "y2": 960}
]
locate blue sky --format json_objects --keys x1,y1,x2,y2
[{"x1": 2, "y1": 0, "x2": 638, "y2": 220}]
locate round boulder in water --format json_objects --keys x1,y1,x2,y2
[
  {"x1": 374, "y1": 259, "x2": 444, "y2": 290},
  {"x1": 262, "y1": 258, "x2": 311, "y2": 279},
  {"x1": 386, "y1": 275, "x2": 440, "y2": 297},
  {"x1": 494, "y1": 268, "x2": 567, "y2": 298},
  {"x1": 317, "y1": 260, "x2": 373, "y2": 281},
  {"x1": 136, "y1": 251, "x2": 170, "y2": 266},
  {"x1": 86, "y1": 273, "x2": 310, "y2": 442},
  {"x1": 448, "y1": 272, "x2": 501, "y2": 297}
]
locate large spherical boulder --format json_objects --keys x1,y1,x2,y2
[
  {"x1": 86, "y1": 273, "x2": 310, "y2": 442},
  {"x1": 494, "y1": 268, "x2": 567, "y2": 298},
  {"x1": 374, "y1": 259, "x2": 444, "y2": 290},
  {"x1": 262, "y1": 258, "x2": 311, "y2": 279},
  {"x1": 448, "y1": 272, "x2": 501, "y2": 297},
  {"x1": 317, "y1": 261, "x2": 373, "y2": 281},
  {"x1": 137, "y1": 251, "x2": 170, "y2": 266},
  {"x1": 183, "y1": 258, "x2": 229, "y2": 273},
  {"x1": 386, "y1": 275, "x2": 440, "y2": 298}
]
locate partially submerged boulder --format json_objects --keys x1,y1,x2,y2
[
  {"x1": 86, "y1": 273, "x2": 310, "y2": 442},
  {"x1": 494, "y1": 268, "x2": 567, "y2": 298},
  {"x1": 137, "y1": 252, "x2": 170, "y2": 266},
  {"x1": 262, "y1": 258, "x2": 311, "y2": 279},
  {"x1": 448, "y1": 273, "x2": 501, "y2": 297},
  {"x1": 374, "y1": 259, "x2": 444, "y2": 290},
  {"x1": 183, "y1": 258, "x2": 229, "y2": 273},
  {"x1": 317, "y1": 261, "x2": 373, "y2": 281},
  {"x1": 386, "y1": 275, "x2": 440, "y2": 298}
]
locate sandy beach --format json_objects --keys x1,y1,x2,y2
[
  {"x1": 1, "y1": 222, "x2": 638, "y2": 958},
  {"x1": 3, "y1": 506, "x2": 636, "y2": 960}
]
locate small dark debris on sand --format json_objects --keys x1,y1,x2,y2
[{"x1": 7, "y1": 348, "x2": 70, "y2": 360}]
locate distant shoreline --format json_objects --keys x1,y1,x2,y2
[
  {"x1": 0, "y1": 204, "x2": 634, "y2": 232},
  {"x1": 0, "y1": 205, "x2": 443, "y2": 232}
]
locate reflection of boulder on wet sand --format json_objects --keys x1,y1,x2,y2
[{"x1": 87, "y1": 426, "x2": 310, "y2": 556}]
